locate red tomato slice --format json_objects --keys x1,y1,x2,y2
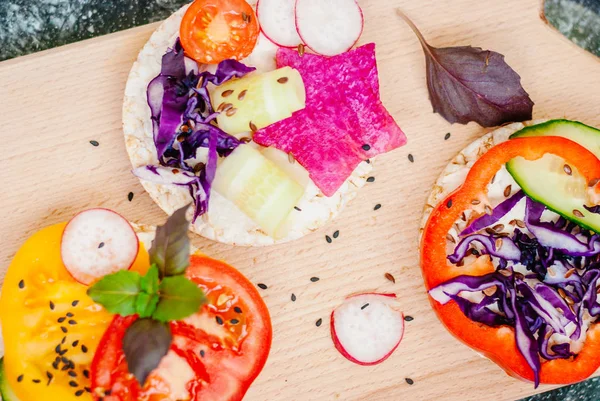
[
  {"x1": 90, "y1": 255, "x2": 272, "y2": 401},
  {"x1": 180, "y1": 0, "x2": 259, "y2": 64}
]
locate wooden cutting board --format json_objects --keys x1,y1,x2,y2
[{"x1": 1, "y1": 0, "x2": 599, "y2": 399}]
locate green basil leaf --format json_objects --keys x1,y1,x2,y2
[
  {"x1": 135, "y1": 293, "x2": 159, "y2": 318},
  {"x1": 122, "y1": 318, "x2": 172, "y2": 386},
  {"x1": 87, "y1": 270, "x2": 141, "y2": 315},
  {"x1": 149, "y1": 205, "x2": 191, "y2": 278},
  {"x1": 152, "y1": 276, "x2": 206, "y2": 322},
  {"x1": 140, "y1": 264, "x2": 160, "y2": 294}
]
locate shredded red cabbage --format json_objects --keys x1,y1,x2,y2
[
  {"x1": 432, "y1": 193, "x2": 600, "y2": 388},
  {"x1": 137, "y1": 39, "x2": 255, "y2": 221}
]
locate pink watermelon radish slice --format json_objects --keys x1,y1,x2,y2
[{"x1": 253, "y1": 44, "x2": 406, "y2": 196}]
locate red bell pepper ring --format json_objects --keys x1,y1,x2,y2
[{"x1": 421, "y1": 136, "x2": 600, "y2": 385}]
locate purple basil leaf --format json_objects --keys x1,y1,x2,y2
[
  {"x1": 397, "y1": 10, "x2": 534, "y2": 127},
  {"x1": 149, "y1": 204, "x2": 191, "y2": 278},
  {"x1": 122, "y1": 318, "x2": 172, "y2": 387}
]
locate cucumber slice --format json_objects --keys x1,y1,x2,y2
[
  {"x1": 506, "y1": 119, "x2": 600, "y2": 232},
  {"x1": 0, "y1": 358, "x2": 21, "y2": 401}
]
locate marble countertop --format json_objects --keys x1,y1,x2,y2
[{"x1": 0, "y1": 1, "x2": 598, "y2": 400}]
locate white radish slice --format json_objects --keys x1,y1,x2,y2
[
  {"x1": 257, "y1": 0, "x2": 303, "y2": 48},
  {"x1": 331, "y1": 293, "x2": 404, "y2": 365},
  {"x1": 295, "y1": 0, "x2": 364, "y2": 56},
  {"x1": 61, "y1": 209, "x2": 139, "y2": 285}
]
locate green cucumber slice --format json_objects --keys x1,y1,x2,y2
[
  {"x1": 506, "y1": 119, "x2": 600, "y2": 233},
  {"x1": 0, "y1": 358, "x2": 21, "y2": 401}
]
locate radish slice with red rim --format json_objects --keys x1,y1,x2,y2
[
  {"x1": 61, "y1": 209, "x2": 139, "y2": 285},
  {"x1": 257, "y1": 0, "x2": 302, "y2": 48},
  {"x1": 295, "y1": 0, "x2": 364, "y2": 56},
  {"x1": 331, "y1": 293, "x2": 404, "y2": 365}
]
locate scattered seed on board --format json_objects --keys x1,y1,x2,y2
[
  {"x1": 89, "y1": 140, "x2": 99, "y2": 147},
  {"x1": 315, "y1": 318, "x2": 323, "y2": 327},
  {"x1": 277, "y1": 77, "x2": 289, "y2": 84},
  {"x1": 405, "y1": 378, "x2": 414, "y2": 385},
  {"x1": 362, "y1": 144, "x2": 371, "y2": 151},
  {"x1": 367, "y1": 177, "x2": 375, "y2": 183},
  {"x1": 564, "y1": 164, "x2": 572, "y2": 175},
  {"x1": 444, "y1": 132, "x2": 451, "y2": 140},
  {"x1": 408, "y1": 154, "x2": 414, "y2": 163},
  {"x1": 326, "y1": 235, "x2": 332, "y2": 243},
  {"x1": 127, "y1": 192, "x2": 134, "y2": 202},
  {"x1": 294, "y1": 206, "x2": 302, "y2": 211},
  {"x1": 374, "y1": 204, "x2": 382, "y2": 211},
  {"x1": 361, "y1": 303, "x2": 369, "y2": 310},
  {"x1": 404, "y1": 315, "x2": 414, "y2": 322},
  {"x1": 291, "y1": 293, "x2": 297, "y2": 302},
  {"x1": 310, "y1": 277, "x2": 320, "y2": 282},
  {"x1": 257, "y1": 283, "x2": 268, "y2": 290},
  {"x1": 573, "y1": 209, "x2": 584, "y2": 218},
  {"x1": 98, "y1": 242, "x2": 105, "y2": 249},
  {"x1": 333, "y1": 230, "x2": 339, "y2": 239},
  {"x1": 385, "y1": 272, "x2": 396, "y2": 284},
  {"x1": 504, "y1": 185, "x2": 512, "y2": 197}
]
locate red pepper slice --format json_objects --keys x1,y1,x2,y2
[{"x1": 421, "y1": 136, "x2": 600, "y2": 384}]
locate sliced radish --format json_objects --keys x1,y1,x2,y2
[
  {"x1": 331, "y1": 293, "x2": 404, "y2": 365},
  {"x1": 257, "y1": 0, "x2": 303, "y2": 48},
  {"x1": 295, "y1": 0, "x2": 364, "y2": 56},
  {"x1": 61, "y1": 209, "x2": 139, "y2": 285}
]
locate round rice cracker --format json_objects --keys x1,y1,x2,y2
[
  {"x1": 123, "y1": 4, "x2": 372, "y2": 247},
  {"x1": 418, "y1": 119, "x2": 548, "y2": 239}
]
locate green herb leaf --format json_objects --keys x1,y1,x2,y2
[
  {"x1": 149, "y1": 205, "x2": 191, "y2": 278},
  {"x1": 140, "y1": 264, "x2": 160, "y2": 294},
  {"x1": 122, "y1": 318, "x2": 172, "y2": 386},
  {"x1": 135, "y1": 292, "x2": 160, "y2": 318},
  {"x1": 152, "y1": 276, "x2": 206, "y2": 322},
  {"x1": 87, "y1": 271, "x2": 141, "y2": 315}
]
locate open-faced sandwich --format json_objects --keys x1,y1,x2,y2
[
  {"x1": 420, "y1": 119, "x2": 600, "y2": 387},
  {"x1": 0, "y1": 206, "x2": 271, "y2": 401},
  {"x1": 123, "y1": 0, "x2": 406, "y2": 246}
]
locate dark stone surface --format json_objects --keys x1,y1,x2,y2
[{"x1": 0, "y1": 0, "x2": 599, "y2": 400}]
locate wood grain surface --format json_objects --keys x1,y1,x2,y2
[{"x1": 1, "y1": 0, "x2": 599, "y2": 400}]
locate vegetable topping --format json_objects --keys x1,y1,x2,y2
[{"x1": 422, "y1": 134, "x2": 600, "y2": 387}]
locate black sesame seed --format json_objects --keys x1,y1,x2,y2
[
  {"x1": 291, "y1": 293, "x2": 297, "y2": 302},
  {"x1": 68, "y1": 371, "x2": 77, "y2": 377},
  {"x1": 58, "y1": 349, "x2": 68, "y2": 356},
  {"x1": 408, "y1": 154, "x2": 414, "y2": 163},
  {"x1": 230, "y1": 319, "x2": 239, "y2": 324},
  {"x1": 404, "y1": 315, "x2": 414, "y2": 322},
  {"x1": 366, "y1": 159, "x2": 371, "y2": 164},
  {"x1": 17, "y1": 375, "x2": 24, "y2": 382},
  {"x1": 72, "y1": 300, "x2": 79, "y2": 307},
  {"x1": 257, "y1": 283, "x2": 268, "y2": 290},
  {"x1": 66, "y1": 312, "x2": 74, "y2": 317},
  {"x1": 18, "y1": 280, "x2": 25, "y2": 289},
  {"x1": 366, "y1": 176, "x2": 375, "y2": 183},
  {"x1": 61, "y1": 357, "x2": 70, "y2": 364},
  {"x1": 234, "y1": 306, "x2": 242, "y2": 314},
  {"x1": 55, "y1": 345, "x2": 62, "y2": 354},
  {"x1": 72, "y1": 340, "x2": 79, "y2": 347},
  {"x1": 374, "y1": 204, "x2": 382, "y2": 211},
  {"x1": 89, "y1": 140, "x2": 99, "y2": 147},
  {"x1": 294, "y1": 206, "x2": 302, "y2": 211},
  {"x1": 81, "y1": 345, "x2": 88, "y2": 353},
  {"x1": 315, "y1": 318, "x2": 323, "y2": 327},
  {"x1": 46, "y1": 371, "x2": 53, "y2": 381},
  {"x1": 310, "y1": 277, "x2": 320, "y2": 282},
  {"x1": 52, "y1": 361, "x2": 59, "y2": 369},
  {"x1": 362, "y1": 144, "x2": 371, "y2": 151},
  {"x1": 325, "y1": 235, "x2": 332, "y2": 243},
  {"x1": 446, "y1": 199, "x2": 453, "y2": 208},
  {"x1": 128, "y1": 192, "x2": 134, "y2": 202},
  {"x1": 444, "y1": 132, "x2": 451, "y2": 140},
  {"x1": 69, "y1": 380, "x2": 78, "y2": 387},
  {"x1": 83, "y1": 370, "x2": 89, "y2": 379},
  {"x1": 61, "y1": 365, "x2": 70, "y2": 371},
  {"x1": 61, "y1": 336, "x2": 66, "y2": 344},
  {"x1": 75, "y1": 390, "x2": 84, "y2": 397},
  {"x1": 405, "y1": 378, "x2": 414, "y2": 385},
  {"x1": 98, "y1": 242, "x2": 105, "y2": 249},
  {"x1": 361, "y1": 303, "x2": 369, "y2": 310},
  {"x1": 216, "y1": 316, "x2": 224, "y2": 325},
  {"x1": 200, "y1": 350, "x2": 205, "y2": 358},
  {"x1": 333, "y1": 230, "x2": 339, "y2": 239},
  {"x1": 33, "y1": 379, "x2": 41, "y2": 384},
  {"x1": 69, "y1": 320, "x2": 77, "y2": 325},
  {"x1": 85, "y1": 387, "x2": 91, "y2": 393},
  {"x1": 49, "y1": 301, "x2": 55, "y2": 310},
  {"x1": 58, "y1": 317, "x2": 66, "y2": 323}
]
